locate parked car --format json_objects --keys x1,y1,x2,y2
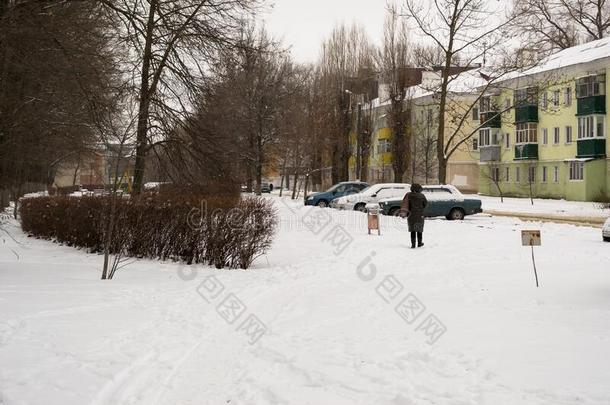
[
  {"x1": 377, "y1": 185, "x2": 482, "y2": 220},
  {"x1": 603, "y1": 217, "x2": 610, "y2": 242},
  {"x1": 261, "y1": 182, "x2": 272, "y2": 193},
  {"x1": 331, "y1": 183, "x2": 410, "y2": 212},
  {"x1": 305, "y1": 181, "x2": 369, "y2": 208}
]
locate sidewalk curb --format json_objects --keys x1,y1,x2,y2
[{"x1": 483, "y1": 210, "x2": 606, "y2": 228}]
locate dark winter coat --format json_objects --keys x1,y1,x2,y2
[{"x1": 401, "y1": 191, "x2": 428, "y2": 233}]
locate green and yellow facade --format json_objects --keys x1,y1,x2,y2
[{"x1": 478, "y1": 53, "x2": 610, "y2": 201}]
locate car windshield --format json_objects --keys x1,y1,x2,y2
[
  {"x1": 358, "y1": 185, "x2": 372, "y2": 194},
  {"x1": 326, "y1": 184, "x2": 342, "y2": 193}
]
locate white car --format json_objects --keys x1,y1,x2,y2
[
  {"x1": 332, "y1": 183, "x2": 410, "y2": 212},
  {"x1": 603, "y1": 217, "x2": 610, "y2": 242}
]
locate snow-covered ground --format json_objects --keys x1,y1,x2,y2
[
  {"x1": 1, "y1": 198, "x2": 609, "y2": 405},
  {"x1": 467, "y1": 194, "x2": 610, "y2": 220}
]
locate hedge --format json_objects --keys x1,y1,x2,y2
[{"x1": 19, "y1": 193, "x2": 277, "y2": 269}]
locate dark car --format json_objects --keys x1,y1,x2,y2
[
  {"x1": 305, "y1": 181, "x2": 369, "y2": 208},
  {"x1": 378, "y1": 185, "x2": 482, "y2": 220}
]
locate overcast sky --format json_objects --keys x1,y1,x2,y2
[
  {"x1": 261, "y1": 1, "x2": 511, "y2": 64},
  {"x1": 261, "y1": 0, "x2": 389, "y2": 64}
]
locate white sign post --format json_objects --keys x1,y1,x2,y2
[{"x1": 521, "y1": 230, "x2": 541, "y2": 287}]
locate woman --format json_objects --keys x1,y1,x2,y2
[{"x1": 401, "y1": 183, "x2": 428, "y2": 249}]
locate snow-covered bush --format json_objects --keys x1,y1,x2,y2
[{"x1": 19, "y1": 193, "x2": 277, "y2": 270}]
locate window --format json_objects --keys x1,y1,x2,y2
[
  {"x1": 528, "y1": 166, "x2": 536, "y2": 183},
  {"x1": 515, "y1": 87, "x2": 538, "y2": 106},
  {"x1": 472, "y1": 106, "x2": 479, "y2": 121},
  {"x1": 479, "y1": 128, "x2": 500, "y2": 147},
  {"x1": 597, "y1": 116, "x2": 605, "y2": 138},
  {"x1": 578, "y1": 115, "x2": 606, "y2": 139},
  {"x1": 505, "y1": 98, "x2": 510, "y2": 109},
  {"x1": 541, "y1": 91, "x2": 548, "y2": 109},
  {"x1": 378, "y1": 139, "x2": 391, "y2": 153},
  {"x1": 492, "y1": 167, "x2": 500, "y2": 182},
  {"x1": 516, "y1": 123, "x2": 538, "y2": 143},
  {"x1": 505, "y1": 133, "x2": 510, "y2": 148},
  {"x1": 569, "y1": 161, "x2": 584, "y2": 180},
  {"x1": 472, "y1": 138, "x2": 479, "y2": 151},
  {"x1": 480, "y1": 97, "x2": 490, "y2": 113},
  {"x1": 553, "y1": 127, "x2": 560, "y2": 144},
  {"x1": 553, "y1": 166, "x2": 559, "y2": 183},
  {"x1": 516, "y1": 166, "x2": 521, "y2": 182},
  {"x1": 576, "y1": 74, "x2": 606, "y2": 98},
  {"x1": 552, "y1": 90, "x2": 560, "y2": 107},
  {"x1": 542, "y1": 166, "x2": 547, "y2": 182},
  {"x1": 542, "y1": 128, "x2": 548, "y2": 145},
  {"x1": 505, "y1": 166, "x2": 510, "y2": 182},
  {"x1": 565, "y1": 126, "x2": 573, "y2": 143},
  {"x1": 564, "y1": 87, "x2": 572, "y2": 106}
]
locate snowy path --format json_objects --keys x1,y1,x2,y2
[{"x1": 1, "y1": 198, "x2": 609, "y2": 405}]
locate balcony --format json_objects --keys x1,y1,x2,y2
[
  {"x1": 479, "y1": 145, "x2": 501, "y2": 162},
  {"x1": 514, "y1": 143, "x2": 539, "y2": 160},
  {"x1": 480, "y1": 112, "x2": 501, "y2": 128},
  {"x1": 577, "y1": 95, "x2": 606, "y2": 116},
  {"x1": 515, "y1": 105, "x2": 538, "y2": 123},
  {"x1": 576, "y1": 138, "x2": 606, "y2": 158}
]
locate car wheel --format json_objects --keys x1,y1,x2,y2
[
  {"x1": 317, "y1": 200, "x2": 328, "y2": 208},
  {"x1": 604, "y1": 236, "x2": 610, "y2": 242},
  {"x1": 354, "y1": 203, "x2": 366, "y2": 212},
  {"x1": 448, "y1": 208, "x2": 465, "y2": 220},
  {"x1": 389, "y1": 207, "x2": 401, "y2": 217}
]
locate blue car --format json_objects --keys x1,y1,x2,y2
[{"x1": 305, "y1": 181, "x2": 369, "y2": 208}]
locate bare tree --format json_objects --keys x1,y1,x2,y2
[
  {"x1": 482, "y1": 162, "x2": 505, "y2": 203},
  {"x1": 100, "y1": 0, "x2": 261, "y2": 194},
  {"x1": 404, "y1": 0, "x2": 521, "y2": 184},
  {"x1": 512, "y1": 0, "x2": 610, "y2": 57},
  {"x1": 379, "y1": 4, "x2": 413, "y2": 183},
  {"x1": 318, "y1": 23, "x2": 374, "y2": 184},
  {"x1": 0, "y1": 0, "x2": 119, "y2": 216}
]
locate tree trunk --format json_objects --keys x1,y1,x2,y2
[{"x1": 131, "y1": 0, "x2": 157, "y2": 195}]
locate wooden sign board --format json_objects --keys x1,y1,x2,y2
[{"x1": 522, "y1": 230, "x2": 541, "y2": 246}]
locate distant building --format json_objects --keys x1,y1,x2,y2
[{"x1": 52, "y1": 144, "x2": 135, "y2": 190}]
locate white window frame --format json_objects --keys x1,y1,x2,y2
[
  {"x1": 505, "y1": 166, "x2": 510, "y2": 182},
  {"x1": 542, "y1": 128, "x2": 548, "y2": 145},
  {"x1": 568, "y1": 161, "x2": 584, "y2": 181},
  {"x1": 505, "y1": 133, "x2": 510, "y2": 149},
  {"x1": 565, "y1": 125, "x2": 573, "y2": 144},
  {"x1": 528, "y1": 166, "x2": 536, "y2": 183},
  {"x1": 541, "y1": 91, "x2": 548, "y2": 109},
  {"x1": 553, "y1": 166, "x2": 559, "y2": 183},
  {"x1": 576, "y1": 74, "x2": 606, "y2": 98},
  {"x1": 479, "y1": 128, "x2": 500, "y2": 147},
  {"x1": 552, "y1": 90, "x2": 560, "y2": 107},
  {"x1": 516, "y1": 166, "x2": 521, "y2": 182},
  {"x1": 542, "y1": 166, "x2": 547, "y2": 183},
  {"x1": 480, "y1": 96, "x2": 492, "y2": 114},
  {"x1": 564, "y1": 87, "x2": 572, "y2": 106},
  {"x1": 516, "y1": 123, "x2": 538, "y2": 144},
  {"x1": 553, "y1": 127, "x2": 560, "y2": 144},
  {"x1": 578, "y1": 115, "x2": 606, "y2": 139}
]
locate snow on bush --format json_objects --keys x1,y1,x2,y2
[{"x1": 19, "y1": 193, "x2": 277, "y2": 269}]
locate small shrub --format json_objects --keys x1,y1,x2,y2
[{"x1": 19, "y1": 193, "x2": 276, "y2": 269}]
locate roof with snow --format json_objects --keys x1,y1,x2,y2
[
  {"x1": 409, "y1": 69, "x2": 489, "y2": 100},
  {"x1": 503, "y1": 37, "x2": 610, "y2": 83}
]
